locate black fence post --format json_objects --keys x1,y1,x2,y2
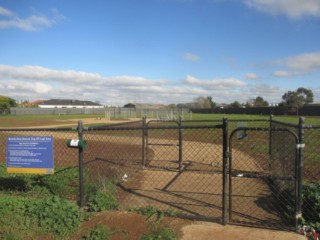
[
  {"x1": 269, "y1": 114, "x2": 273, "y2": 170},
  {"x1": 296, "y1": 117, "x2": 305, "y2": 229},
  {"x1": 142, "y1": 117, "x2": 147, "y2": 168},
  {"x1": 78, "y1": 120, "x2": 85, "y2": 208},
  {"x1": 179, "y1": 116, "x2": 183, "y2": 171},
  {"x1": 222, "y1": 118, "x2": 228, "y2": 225}
]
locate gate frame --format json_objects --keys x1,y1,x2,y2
[{"x1": 228, "y1": 126, "x2": 301, "y2": 229}]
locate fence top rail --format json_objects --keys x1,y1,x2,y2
[
  {"x1": 228, "y1": 119, "x2": 269, "y2": 123},
  {"x1": 230, "y1": 126, "x2": 299, "y2": 141},
  {"x1": 304, "y1": 124, "x2": 320, "y2": 129},
  {"x1": 181, "y1": 120, "x2": 222, "y2": 123},
  {"x1": 271, "y1": 119, "x2": 299, "y2": 128},
  {"x1": 87, "y1": 124, "x2": 223, "y2": 131}
]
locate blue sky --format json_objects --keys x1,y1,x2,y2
[{"x1": 0, "y1": 0, "x2": 320, "y2": 106}]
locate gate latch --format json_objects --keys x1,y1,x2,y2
[{"x1": 296, "y1": 144, "x2": 305, "y2": 149}]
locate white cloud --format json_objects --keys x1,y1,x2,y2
[
  {"x1": 184, "y1": 75, "x2": 246, "y2": 89},
  {"x1": 248, "y1": 84, "x2": 283, "y2": 104},
  {"x1": 273, "y1": 52, "x2": 320, "y2": 78},
  {"x1": 273, "y1": 70, "x2": 300, "y2": 78},
  {"x1": 284, "y1": 52, "x2": 320, "y2": 71},
  {"x1": 0, "y1": 6, "x2": 13, "y2": 16},
  {"x1": 245, "y1": 0, "x2": 320, "y2": 19},
  {"x1": 245, "y1": 73, "x2": 259, "y2": 80},
  {"x1": 0, "y1": 7, "x2": 65, "y2": 31},
  {"x1": 2, "y1": 64, "x2": 317, "y2": 105},
  {"x1": 183, "y1": 53, "x2": 200, "y2": 62}
]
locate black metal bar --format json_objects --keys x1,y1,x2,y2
[
  {"x1": 296, "y1": 117, "x2": 305, "y2": 229},
  {"x1": 142, "y1": 117, "x2": 146, "y2": 168},
  {"x1": 269, "y1": 115, "x2": 273, "y2": 171},
  {"x1": 222, "y1": 118, "x2": 228, "y2": 225},
  {"x1": 228, "y1": 128, "x2": 234, "y2": 224},
  {"x1": 271, "y1": 119, "x2": 299, "y2": 128},
  {"x1": 78, "y1": 120, "x2": 85, "y2": 208},
  {"x1": 178, "y1": 117, "x2": 183, "y2": 171}
]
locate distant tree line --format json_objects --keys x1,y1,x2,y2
[
  {"x1": 170, "y1": 87, "x2": 315, "y2": 116},
  {"x1": 0, "y1": 95, "x2": 17, "y2": 114}
]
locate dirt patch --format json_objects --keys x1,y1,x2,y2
[
  {"x1": 68, "y1": 211, "x2": 192, "y2": 240},
  {"x1": 67, "y1": 211, "x2": 305, "y2": 240},
  {"x1": 181, "y1": 222, "x2": 305, "y2": 240}
]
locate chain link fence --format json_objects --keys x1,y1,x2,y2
[{"x1": 0, "y1": 117, "x2": 319, "y2": 231}]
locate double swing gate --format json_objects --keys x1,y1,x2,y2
[{"x1": 81, "y1": 117, "x2": 304, "y2": 231}]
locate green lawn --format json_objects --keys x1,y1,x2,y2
[{"x1": 190, "y1": 113, "x2": 320, "y2": 125}]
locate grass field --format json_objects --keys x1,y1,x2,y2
[{"x1": 1, "y1": 113, "x2": 320, "y2": 128}]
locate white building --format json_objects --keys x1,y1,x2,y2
[{"x1": 38, "y1": 99, "x2": 104, "y2": 109}]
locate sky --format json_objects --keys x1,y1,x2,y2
[{"x1": 0, "y1": 0, "x2": 320, "y2": 106}]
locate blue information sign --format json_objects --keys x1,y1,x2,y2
[{"x1": 6, "y1": 136, "x2": 54, "y2": 174}]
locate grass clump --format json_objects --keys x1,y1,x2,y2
[{"x1": 86, "y1": 178, "x2": 118, "y2": 212}]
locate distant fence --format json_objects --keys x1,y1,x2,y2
[
  {"x1": 10, "y1": 107, "x2": 191, "y2": 120},
  {"x1": 1, "y1": 117, "x2": 319, "y2": 231},
  {"x1": 191, "y1": 105, "x2": 320, "y2": 116}
]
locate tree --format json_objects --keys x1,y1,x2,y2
[
  {"x1": 229, "y1": 101, "x2": 242, "y2": 108},
  {"x1": 281, "y1": 87, "x2": 313, "y2": 115},
  {"x1": 192, "y1": 96, "x2": 211, "y2": 109},
  {"x1": 206, "y1": 96, "x2": 216, "y2": 109},
  {"x1": 0, "y1": 95, "x2": 17, "y2": 114},
  {"x1": 253, "y1": 96, "x2": 269, "y2": 107},
  {"x1": 123, "y1": 103, "x2": 135, "y2": 108},
  {"x1": 246, "y1": 96, "x2": 269, "y2": 107}
]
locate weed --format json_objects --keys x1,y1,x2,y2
[
  {"x1": 130, "y1": 206, "x2": 181, "y2": 227},
  {"x1": 86, "y1": 178, "x2": 118, "y2": 212},
  {"x1": 83, "y1": 224, "x2": 115, "y2": 240}
]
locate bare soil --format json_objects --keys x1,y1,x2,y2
[{"x1": 66, "y1": 211, "x2": 305, "y2": 240}]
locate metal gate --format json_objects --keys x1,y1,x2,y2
[{"x1": 228, "y1": 126, "x2": 299, "y2": 229}]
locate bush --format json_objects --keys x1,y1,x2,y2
[
  {"x1": 279, "y1": 181, "x2": 320, "y2": 227},
  {"x1": 0, "y1": 197, "x2": 57, "y2": 238},
  {"x1": 26, "y1": 196, "x2": 84, "y2": 235},
  {"x1": 301, "y1": 182, "x2": 320, "y2": 227}
]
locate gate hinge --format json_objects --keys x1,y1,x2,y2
[{"x1": 296, "y1": 144, "x2": 305, "y2": 149}]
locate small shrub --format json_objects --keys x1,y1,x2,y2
[
  {"x1": 83, "y1": 224, "x2": 114, "y2": 240},
  {"x1": 279, "y1": 181, "x2": 320, "y2": 227},
  {"x1": 301, "y1": 182, "x2": 320, "y2": 226},
  {"x1": 26, "y1": 196, "x2": 84, "y2": 235}
]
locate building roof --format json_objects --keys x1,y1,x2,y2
[{"x1": 39, "y1": 99, "x2": 102, "y2": 107}]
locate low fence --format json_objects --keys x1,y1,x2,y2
[
  {"x1": 10, "y1": 107, "x2": 191, "y2": 120},
  {"x1": 0, "y1": 117, "x2": 319, "y2": 231}
]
